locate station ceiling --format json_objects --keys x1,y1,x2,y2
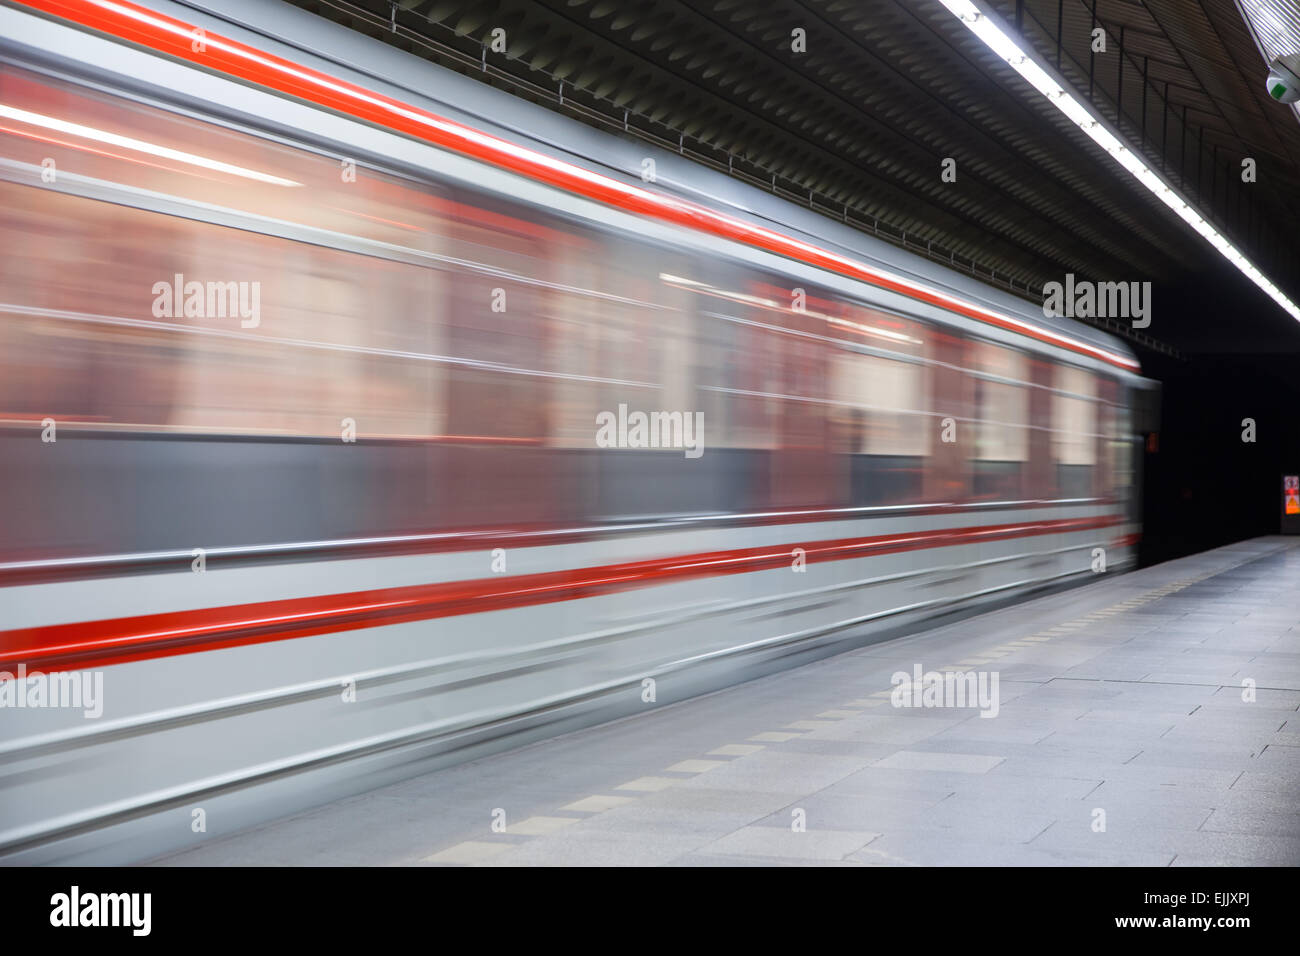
[{"x1": 286, "y1": 0, "x2": 1300, "y2": 356}]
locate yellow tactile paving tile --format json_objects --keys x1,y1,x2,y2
[
  {"x1": 785, "y1": 719, "x2": 838, "y2": 730},
  {"x1": 424, "y1": 841, "x2": 513, "y2": 864},
  {"x1": 708, "y1": 744, "x2": 764, "y2": 756},
  {"x1": 665, "y1": 759, "x2": 727, "y2": 773},
  {"x1": 749, "y1": 731, "x2": 803, "y2": 742},
  {"x1": 616, "y1": 776, "x2": 678, "y2": 791},
  {"x1": 817, "y1": 710, "x2": 861, "y2": 719},
  {"x1": 845, "y1": 699, "x2": 887, "y2": 708}
]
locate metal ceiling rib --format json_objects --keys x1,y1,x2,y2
[
  {"x1": 276, "y1": 0, "x2": 1300, "y2": 355},
  {"x1": 1007, "y1": 0, "x2": 1300, "y2": 253}
]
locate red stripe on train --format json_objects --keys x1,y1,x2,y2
[
  {"x1": 11, "y1": 0, "x2": 1139, "y2": 373},
  {"x1": 0, "y1": 515, "x2": 1122, "y2": 674}
]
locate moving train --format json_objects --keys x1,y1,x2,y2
[{"x1": 0, "y1": 0, "x2": 1152, "y2": 863}]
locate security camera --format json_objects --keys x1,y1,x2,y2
[{"x1": 1267, "y1": 54, "x2": 1300, "y2": 105}]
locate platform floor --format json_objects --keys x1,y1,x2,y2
[{"x1": 155, "y1": 537, "x2": 1300, "y2": 867}]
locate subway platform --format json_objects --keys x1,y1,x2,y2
[{"x1": 154, "y1": 537, "x2": 1300, "y2": 867}]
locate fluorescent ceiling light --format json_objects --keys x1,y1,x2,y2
[
  {"x1": 938, "y1": 0, "x2": 1300, "y2": 325},
  {"x1": 0, "y1": 103, "x2": 301, "y2": 186}
]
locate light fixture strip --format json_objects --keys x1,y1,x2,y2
[{"x1": 938, "y1": 0, "x2": 1300, "y2": 324}]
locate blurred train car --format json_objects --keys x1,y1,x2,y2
[{"x1": 0, "y1": 0, "x2": 1152, "y2": 863}]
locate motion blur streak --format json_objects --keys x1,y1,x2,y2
[
  {"x1": 0, "y1": 516, "x2": 1124, "y2": 674},
  {"x1": 0, "y1": 102, "x2": 303, "y2": 184},
  {"x1": 12, "y1": 0, "x2": 1140, "y2": 371},
  {"x1": 0, "y1": 0, "x2": 1151, "y2": 863}
]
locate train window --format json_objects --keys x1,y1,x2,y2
[
  {"x1": 0, "y1": 180, "x2": 445, "y2": 439},
  {"x1": 971, "y1": 341, "x2": 1029, "y2": 499},
  {"x1": 0, "y1": 62, "x2": 450, "y2": 440},
  {"x1": 666, "y1": 266, "x2": 782, "y2": 454},
  {"x1": 830, "y1": 307, "x2": 929, "y2": 505},
  {"x1": 545, "y1": 233, "x2": 708, "y2": 519},
  {"x1": 441, "y1": 193, "x2": 553, "y2": 444},
  {"x1": 1052, "y1": 364, "x2": 1097, "y2": 497},
  {"x1": 549, "y1": 232, "x2": 770, "y2": 519},
  {"x1": 850, "y1": 348, "x2": 928, "y2": 456},
  {"x1": 831, "y1": 351, "x2": 870, "y2": 451},
  {"x1": 546, "y1": 243, "x2": 608, "y2": 450},
  {"x1": 599, "y1": 241, "x2": 686, "y2": 421}
]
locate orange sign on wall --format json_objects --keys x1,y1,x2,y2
[{"x1": 1286, "y1": 476, "x2": 1299, "y2": 516}]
